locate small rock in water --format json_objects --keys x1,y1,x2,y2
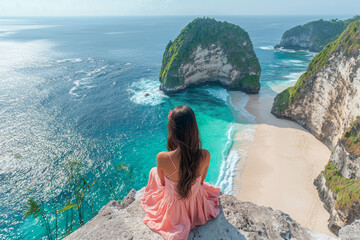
[{"x1": 144, "y1": 93, "x2": 150, "y2": 97}]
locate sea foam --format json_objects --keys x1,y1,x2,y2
[
  {"x1": 215, "y1": 124, "x2": 238, "y2": 194},
  {"x1": 215, "y1": 91, "x2": 257, "y2": 194},
  {"x1": 56, "y1": 58, "x2": 83, "y2": 63},
  {"x1": 282, "y1": 59, "x2": 307, "y2": 67},
  {"x1": 128, "y1": 78, "x2": 168, "y2": 106},
  {"x1": 259, "y1": 46, "x2": 274, "y2": 50},
  {"x1": 205, "y1": 87, "x2": 230, "y2": 104},
  {"x1": 67, "y1": 62, "x2": 109, "y2": 98},
  {"x1": 276, "y1": 47, "x2": 296, "y2": 53},
  {"x1": 284, "y1": 71, "x2": 304, "y2": 82}
]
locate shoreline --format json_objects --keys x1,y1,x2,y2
[{"x1": 230, "y1": 91, "x2": 334, "y2": 237}]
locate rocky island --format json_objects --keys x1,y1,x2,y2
[
  {"x1": 272, "y1": 20, "x2": 360, "y2": 150},
  {"x1": 272, "y1": 20, "x2": 360, "y2": 235},
  {"x1": 159, "y1": 18, "x2": 261, "y2": 94},
  {"x1": 275, "y1": 16, "x2": 360, "y2": 52}
]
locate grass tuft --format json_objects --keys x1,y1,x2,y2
[
  {"x1": 322, "y1": 161, "x2": 360, "y2": 209},
  {"x1": 342, "y1": 117, "x2": 360, "y2": 156}
]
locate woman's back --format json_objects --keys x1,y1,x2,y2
[
  {"x1": 162, "y1": 150, "x2": 209, "y2": 200},
  {"x1": 140, "y1": 105, "x2": 220, "y2": 240},
  {"x1": 140, "y1": 162, "x2": 220, "y2": 240},
  {"x1": 157, "y1": 148, "x2": 209, "y2": 183}
]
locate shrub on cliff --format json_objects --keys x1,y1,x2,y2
[{"x1": 322, "y1": 161, "x2": 360, "y2": 209}]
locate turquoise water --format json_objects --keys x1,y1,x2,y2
[{"x1": 0, "y1": 16, "x2": 351, "y2": 239}]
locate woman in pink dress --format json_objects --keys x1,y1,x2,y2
[{"x1": 140, "y1": 105, "x2": 221, "y2": 240}]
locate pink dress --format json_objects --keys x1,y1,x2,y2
[{"x1": 140, "y1": 152, "x2": 221, "y2": 240}]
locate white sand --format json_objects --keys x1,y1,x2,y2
[{"x1": 231, "y1": 92, "x2": 334, "y2": 237}]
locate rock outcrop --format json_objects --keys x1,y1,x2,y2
[
  {"x1": 338, "y1": 220, "x2": 360, "y2": 240},
  {"x1": 314, "y1": 118, "x2": 360, "y2": 235},
  {"x1": 275, "y1": 16, "x2": 360, "y2": 52},
  {"x1": 272, "y1": 20, "x2": 360, "y2": 150},
  {"x1": 314, "y1": 170, "x2": 360, "y2": 235},
  {"x1": 159, "y1": 17, "x2": 261, "y2": 94},
  {"x1": 331, "y1": 120, "x2": 360, "y2": 179},
  {"x1": 66, "y1": 189, "x2": 335, "y2": 240}
]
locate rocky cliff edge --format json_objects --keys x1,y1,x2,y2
[{"x1": 65, "y1": 188, "x2": 347, "y2": 240}]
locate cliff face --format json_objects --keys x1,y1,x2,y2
[
  {"x1": 66, "y1": 189, "x2": 336, "y2": 240},
  {"x1": 272, "y1": 21, "x2": 360, "y2": 235},
  {"x1": 272, "y1": 20, "x2": 360, "y2": 150},
  {"x1": 314, "y1": 171, "x2": 360, "y2": 235},
  {"x1": 314, "y1": 118, "x2": 360, "y2": 235},
  {"x1": 331, "y1": 139, "x2": 360, "y2": 180},
  {"x1": 275, "y1": 16, "x2": 360, "y2": 52},
  {"x1": 159, "y1": 17, "x2": 261, "y2": 94}
]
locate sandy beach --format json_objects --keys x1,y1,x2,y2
[{"x1": 231, "y1": 91, "x2": 334, "y2": 236}]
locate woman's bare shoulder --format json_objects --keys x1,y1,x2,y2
[
  {"x1": 156, "y1": 151, "x2": 169, "y2": 166},
  {"x1": 200, "y1": 148, "x2": 210, "y2": 163},
  {"x1": 157, "y1": 151, "x2": 169, "y2": 158}
]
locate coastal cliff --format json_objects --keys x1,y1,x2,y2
[
  {"x1": 314, "y1": 118, "x2": 360, "y2": 235},
  {"x1": 272, "y1": 21, "x2": 360, "y2": 235},
  {"x1": 331, "y1": 118, "x2": 360, "y2": 179},
  {"x1": 275, "y1": 16, "x2": 360, "y2": 52},
  {"x1": 159, "y1": 18, "x2": 261, "y2": 94},
  {"x1": 66, "y1": 189, "x2": 339, "y2": 240},
  {"x1": 272, "y1": 20, "x2": 360, "y2": 150}
]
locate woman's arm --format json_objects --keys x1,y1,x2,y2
[{"x1": 156, "y1": 152, "x2": 165, "y2": 186}]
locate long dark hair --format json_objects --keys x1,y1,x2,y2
[{"x1": 167, "y1": 105, "x2": 202, "y2": 199}]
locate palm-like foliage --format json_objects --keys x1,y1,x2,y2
[
  {"x1": 24, "y1": 198, "x2": 53, "y2": 239},
  {"x1": 24, "y1": 198, "x2": 42, "y2": 218}
]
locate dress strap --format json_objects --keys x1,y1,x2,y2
[
  {"x1": 166, "y1": 152, "x2": 178, "y2": 178},
  {"x1": 168, "y1": 152, "x2": 177, "y2": 171}
]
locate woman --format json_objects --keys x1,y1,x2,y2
[{"x1": 140, "y1": 105, "x2": 221, "y2": 240}]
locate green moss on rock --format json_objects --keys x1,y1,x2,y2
[
  {"x1": 322, "y1": 161, "x2": 360, "y2": 209},
  {"x1": 159, "y1": 17, "x2": 261, "y2": 94},
  {"x1": 272, "y1": 20, "x2": 360, "y2": 115},
  {"x1": 343, "y1": 117, "x2": 360, "y2": 156}
]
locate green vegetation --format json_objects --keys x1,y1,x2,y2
[
  {"x1": 159, "y1": 17, "x2": 260, "y2": 92},
  {"x1": 59, "y1": 161, "x2": 97, "y2": 229},
  {"x1": 232, "y1": 75, "x2": 260, "y2": 91},
  {"x1": 25, "y1": 198, "x2": 53, "y2": 239},
  {"x1": 343, "y1": 117, "x2": 360, "y2": 155},
  {"x1": 322, "y1": 161, "x2": 360, "y2": 209},
  {"x1": 273, "y1": 20, "x2": 360, "y2": 114},
  {"x1": 278, "y1": 16, "x2": 360, "y2": 52},
  {"x1": 304, "y1": 20, "x2": 360, "y2": 77},
  {"x1": 24, "y1": 160, "x2": 132, "y2": 239},
  {"x1": 272, "y1": 88, "x2": 291, "y2": 113},
  {"x1": 24, "y1": 160, "x2": 97, "y2": 239}
]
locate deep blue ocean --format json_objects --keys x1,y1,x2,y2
[{"x1": 0, "y1": 15, "x2": 351, "y2": 239}]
